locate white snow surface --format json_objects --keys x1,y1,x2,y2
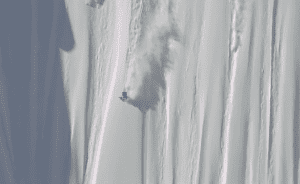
[{"x1": 60, "y1": 0, "x2": 300, "y2": 183}]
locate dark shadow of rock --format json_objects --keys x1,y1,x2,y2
[{"x1": 0, "y1": 0, "x2": 74, "y2": 183}]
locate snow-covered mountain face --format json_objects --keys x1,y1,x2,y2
[
  {"x1": 1, "y1": 0, "x2": 297, "y2": 183},
  {"x1": 63, "y1": 0, "x2": 300, "y2": 183}
]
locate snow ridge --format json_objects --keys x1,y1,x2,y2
[{"x1": 220, "y1": 0, "x2": 247, "y2": 183}]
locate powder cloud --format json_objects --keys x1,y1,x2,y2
[{"x1": 124, "y1": 5, "x2": 181, "y2": 112}]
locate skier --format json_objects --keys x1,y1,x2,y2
[{"x1": 119, "y1": 92, "x2": 128, "y2": 102}]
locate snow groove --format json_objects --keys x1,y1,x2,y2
[
  {"x1": 220, "y1": 0, "x2": 247, "y2": 183},
  {"x1": 267, "y1": 0, "x2": 279, "y2": 183}
]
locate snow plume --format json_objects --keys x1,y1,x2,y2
[{"x1": 124, "y1": 1, "x2": 181, "y2": 112}]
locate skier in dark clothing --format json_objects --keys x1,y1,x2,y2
[{"x1": 119, "y1": 92, "x2": 128, "y2": 102}]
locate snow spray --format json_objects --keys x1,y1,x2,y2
[{"x1": 123, "y1": 2, "x2": 180, "y2": 112}]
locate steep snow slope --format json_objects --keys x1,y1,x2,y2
[{"x1": 60, "y1": 0, "x2": 300, "y2": 183}]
